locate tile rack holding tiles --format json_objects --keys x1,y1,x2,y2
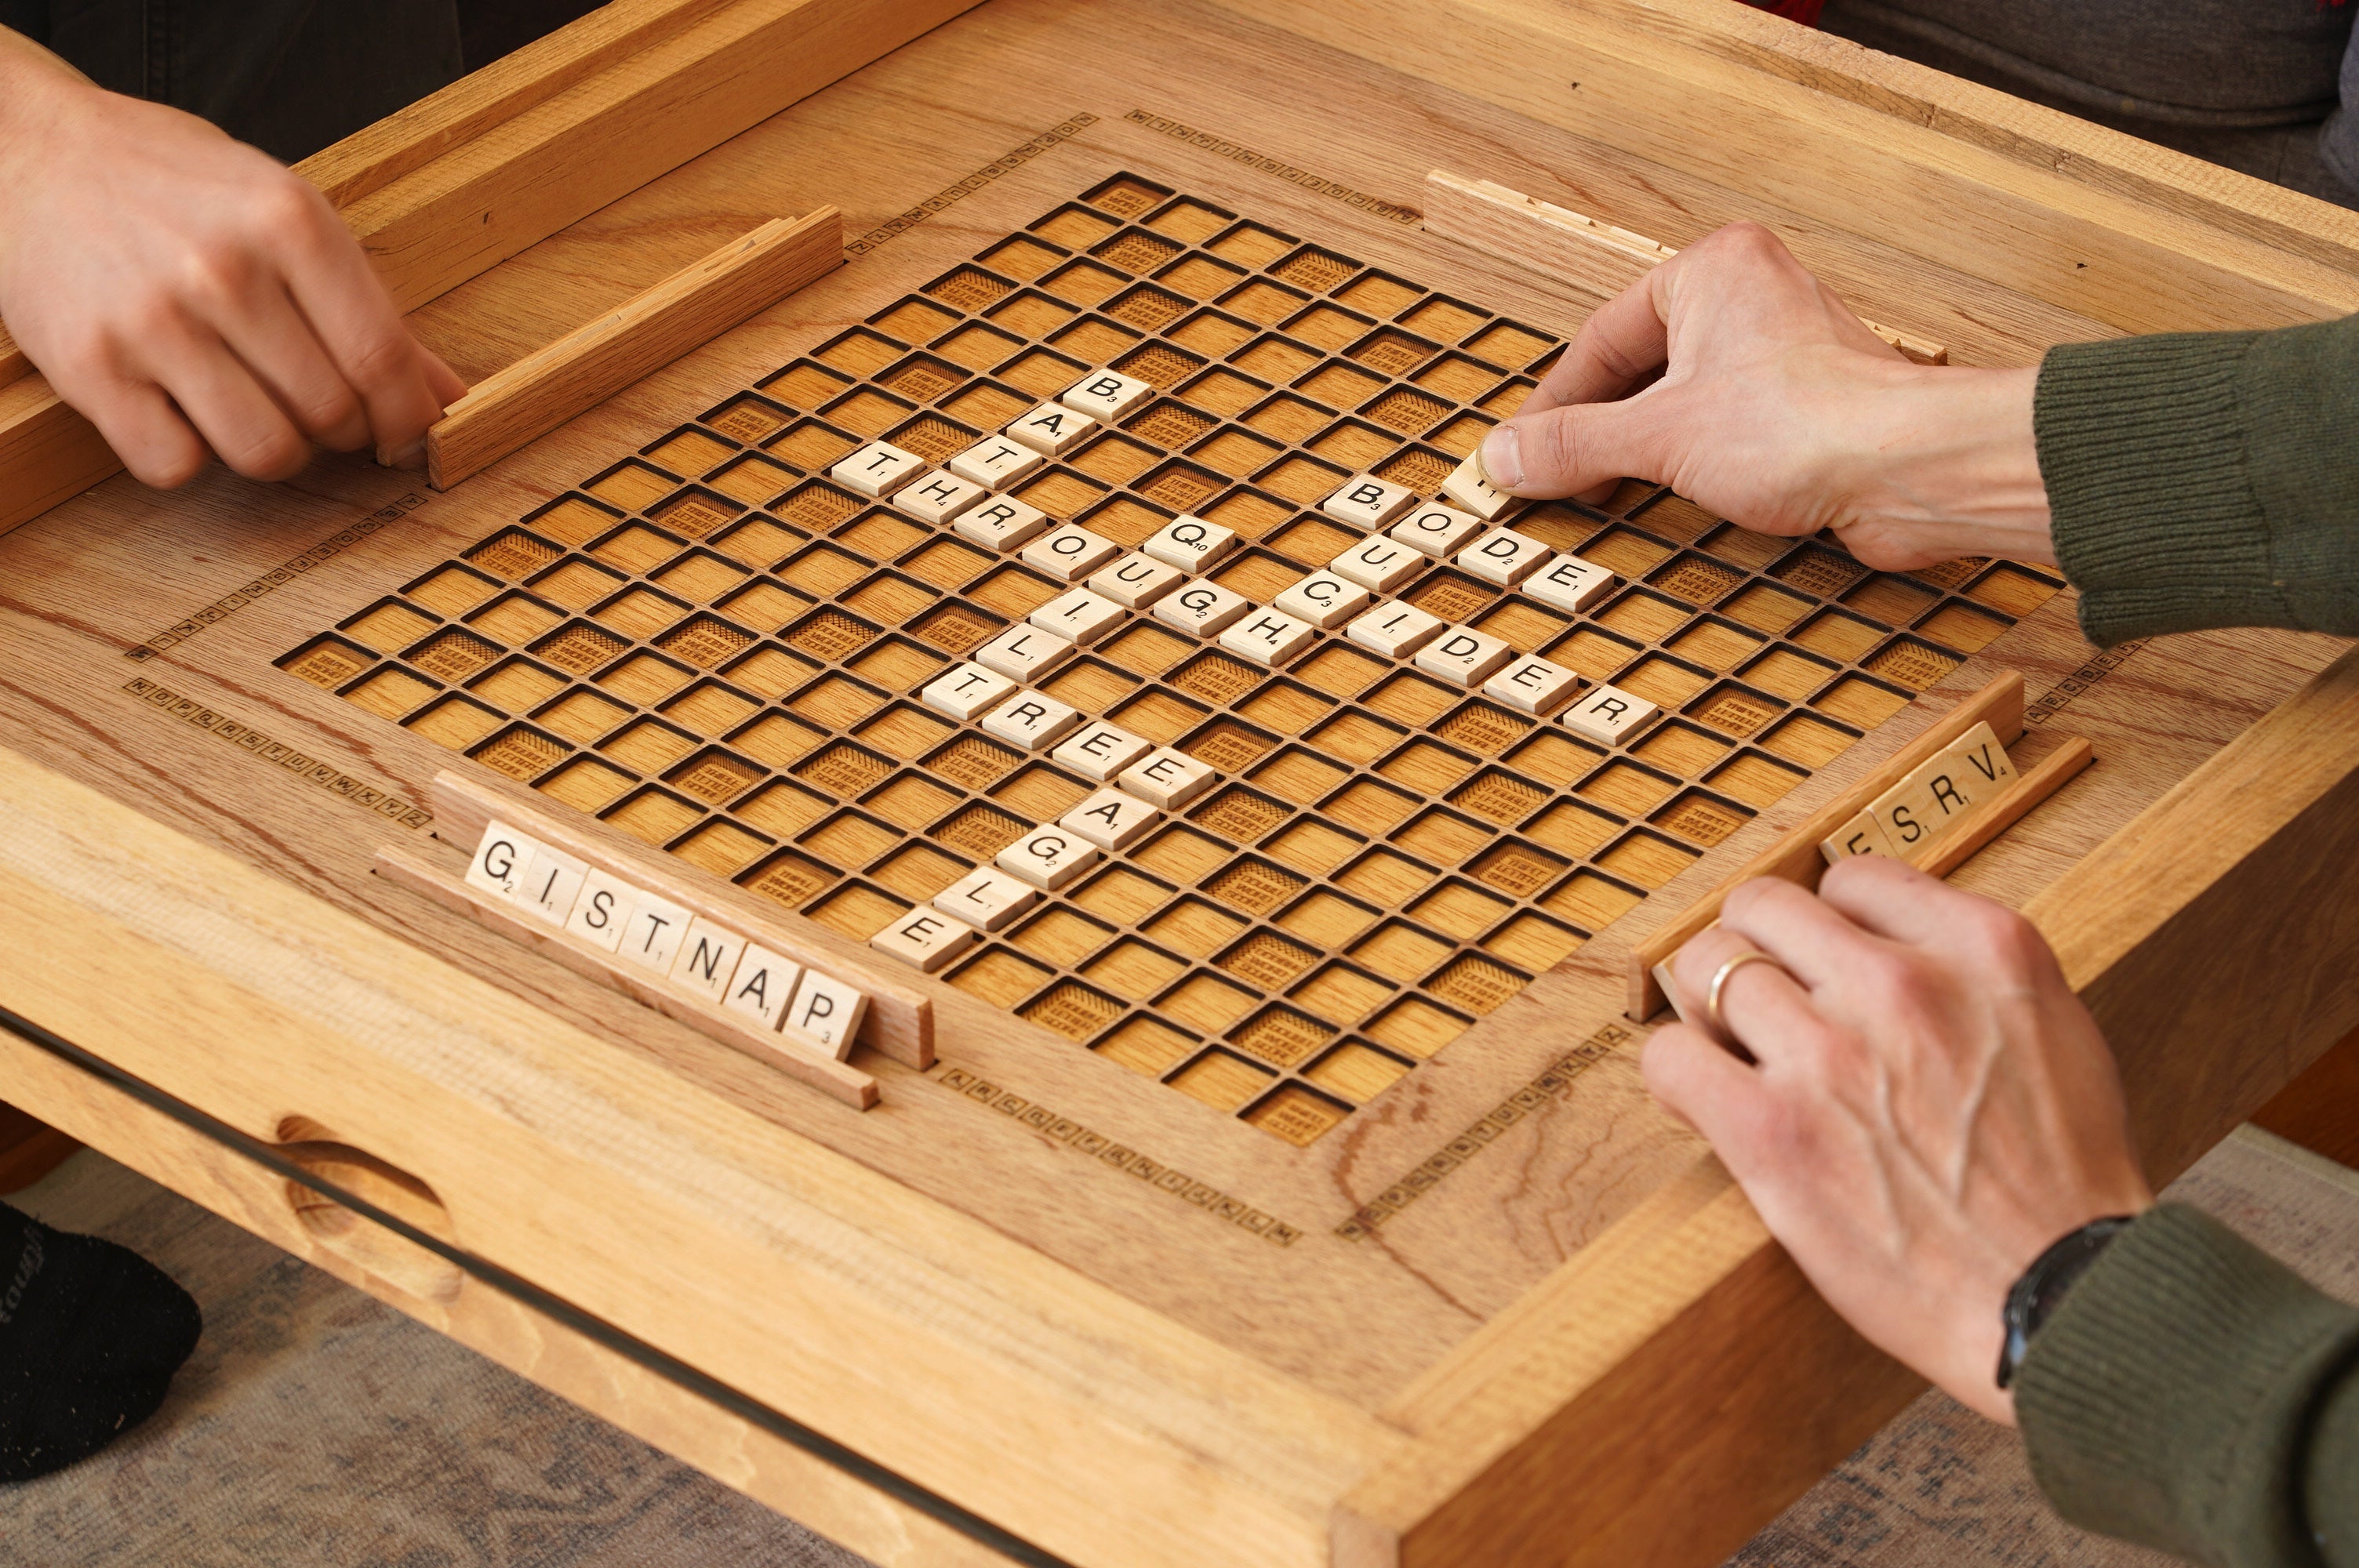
[{"x1": 280, "y1": 173, "x2": 2064, "y2": 1147}]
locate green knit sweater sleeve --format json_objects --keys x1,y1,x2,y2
[
  {"x1": 2016, "y1": 1203, "x2": 2359, "y2": 1566},
  {"x1": 2035, "y1": 314, "x2": 2359, "y2": 646}
]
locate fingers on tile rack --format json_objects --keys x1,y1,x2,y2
[
  {"x1": 1627, "y1": 671, "x2": 2094, "y2": 1021},
  {"x1": 423, "y1": 210, "x2": 845, "y2": 490}
]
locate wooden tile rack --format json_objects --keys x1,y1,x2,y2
[{"x1": 423, "y1": 209, "x2": 845, "y2": 488}]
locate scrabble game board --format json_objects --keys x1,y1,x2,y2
[{"x1": 278, "y1": 173, "x2": 2065, "y2": 1148}]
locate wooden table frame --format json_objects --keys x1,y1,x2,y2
[{"x1": 3, "y1": 4, "x2": 2358, "y2": 1566}]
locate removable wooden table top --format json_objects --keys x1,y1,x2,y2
[{"x1": 2, "y1": 3, "x2": 2357, "y2": 1566}]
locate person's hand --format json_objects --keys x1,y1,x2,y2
[
  {"x1": 1645, "y1": 858, "x2": 2154, "y2": 1424},
  {"x1": 0, "y1": 44, "x2": 466, "y2": 487},
  {"x1": 1480, "y1": 221, "x2": 2055, "y2": 572}
]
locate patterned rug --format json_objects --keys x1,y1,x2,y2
[{"x1": 0, "y1": 1126, "x2": 2350, "y2": 1567}]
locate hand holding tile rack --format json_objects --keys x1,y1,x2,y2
[{"x1": 1630, "y1": 670, "x2": 2095, "y2": 1020}]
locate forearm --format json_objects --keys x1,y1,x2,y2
[
  {"x1": 2037, "y1": 316, "x2": 2359, "y2": 644},
  {"x1": 1823, "y1": 361, "x2": 2052, "y2": 569},
  {"x1": 2017, "y1": 1203, "x2": 2359, "y2": 1566}
]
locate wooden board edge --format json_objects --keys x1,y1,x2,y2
[
  {"x1": 0, "y1": 746, "x2": 1394, "y2": 1568},
  {"x1": 430, "y1": 768, "x2": 936, "y2": 1067},
  {"x1": 294, "y1": 0, "x2": 740, "y2": 207},
  {"x1": 426, "y1": 209, "x2": 844, "y2": 488},
  {"x1": 1223, "y1": 0, "x2": 2359, "y2": 330},
  {"x1": 342, "y1": 0, "x2": 983, "y2": 314},
  {"x1": 1421, "y1": 169, "x2": 1946, "y2": 363},
  {"x1": 0, "y1": 1030, "x2": 1019, "y2": 1568},
  {"x1": 2030, "y1": 646, "x2": 2359, "y2": 1181},
  {"x1": 0, "y1": 374, "x2": 122, "y2": 538},
  {"x1": 374, "y1": 840, "x2": 880, "y2": 1110},
  {"x1": 1626, "y1": 669, "x2": 2024, "y2": 1016},
  {"x1": 1332, "y1": 1180, "x2": 1918, "y2": 1568}
]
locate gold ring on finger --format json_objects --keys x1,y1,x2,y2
[{"x1": 1705, "y1": 949, "x2": 1786, "y2": 1038}]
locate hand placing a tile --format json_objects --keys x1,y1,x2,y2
[
  {"x1": 1477, "y1": 221, "x2": 2053, "y2": 573},
  {"x1": 1644, "y1": 858, "x2": 2153, "y2": 1425},
  {"x1": 0, "y1": 30, "x2": 466, "y2": 485}
]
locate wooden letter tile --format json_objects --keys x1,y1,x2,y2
[
  {"x1": 1006, "y1": 402, "x2": 1100, "y2": 457},
  {"x1": 617, "y1": 888, "x2": 696, "y2": 974},
  {"x1": 1457, "y1": 527, "x2": 1553, "y2": 586},
  {"x1": 1329, "y1": 535, "x2": 1424, "y2": 593},
  {"x1": 1526, "y1": 552, "x2": 1614, "y2": 612},
  {"x1": 1219, "y1": 608, "x2": 1318, "y2": 666},
  {"x1": 669, "y1": 915, "x2": 748, "y2": 1003},
  {"x1": 1021, "y1": 524, "x2": 1121, "y2": 582},
  {"x1": 1060, "y1": 786, "x2": 1162, "y2": 851},
  {"x1": 828, "y1": 440, "x2": 926, "y2": 498},
  {"x1": 1088, "y1": 553, "x2": 1183, "y2": 608},
  {"x1": 1561, "y1": 682, "x2": 1659, "y2": 745},
  {"x1": 1482, "y1": 654, "x2": 1581, "y2": 716},
  {"x1": 980, "y1": 691, "x2": 1085, "y2": 750},
  {"x1": 1944, "y1": 721, "x2": 2021, "y2": 793},
  {"x1": 1867, "y1": 774, "x2": 1941, "y2": 855},
  {"x1": 870, "y1": 907, "x2": 981, "y2": 972},
  {"x1": 921, "y1": 662, "x2": 1019, "y2": 720},
  {"x1": 1060, "y1": 367, "x2": 1154, "y2": 421},
  {"x1": 1052, "y1": 721, "x2": 1152, "y2": 781},
  {"x1": 1153, "y1": 580, "x2": 1251, "y2": 637},
  {"x1": 1273, "y1": 570, "x2": 1373, "y2": 629},
  {"x1": 786, "y1": 971, "x2": 868, "y2": 1058},
  {"x1": 1029, "y1": 587, "x2": 1126, "y2": 645},
  {"x1": 996, "y1": 825, "x2": 1102, "y2": 891},
  {"x1": 954, "y1": 494, "x2": 1052, "y2": 550},
  {"x1": 1142, "y1": 515, "x2": 1239, "y2": 572},
  {"x1": 1413, "y1": 626, "x2": 1515, "y2": 687},
  {"x1": 972, "y1": 623, "x2": 1077, "y2": 681},
  {"x1": 514, "y1": 841, "x2": 589, "y2": 927},
  {"x1": 932, "y1": 867, "x2": 1041, "y2": 932},
  {"x1": 897, "y1": 471, "x2": 986, "y2": 524},
  {"x1": 1323, "y1": 474, "x2": 1417, "y2": 528},
  {"x1": 563, "y1": 866, "x2": 638, "y2": 953},
  {"x1": 1347, "y1": 601, "x2": 1445, "y2": 657},
  {"x1": 722, "y1": 941, "x2": 804, "y2": 1029},
  {"x1": 465, "y1": 819, "x2": 537, "y2": 902},
  {"x1": 1818, "y1": 811, "x2": 1896, "y2": 865},
  {"x1": 948, "y1": 435, "x2": 1045, "y2": 489},
  {"x1": 1440, "y1": 451, "x2": 1513, "y2": 519},
  {"x1": 1119, "y1": 746, "x2": 1216, "y2": 808},
  {"x1": 1388, "y1": 500, "x2": 1485, "y2": 558}
]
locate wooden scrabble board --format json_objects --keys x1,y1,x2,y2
[
  {"x1": 3, "y1": 3, "x2": 2358, "y2": 1566},
  {"x1": 278, "y1": 171, "x2": 2077, "y2": 1152}
]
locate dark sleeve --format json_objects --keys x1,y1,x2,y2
[
  {"x1": 2033, "y1": 314, "x2": 2359, "y2": 646},
  {"x1": 2016, "y1": 1203, "x2": 2359, "y2": 1567},
  {"x1": 2321, "y1": 27, "x2": 2359, "y2": 196}
]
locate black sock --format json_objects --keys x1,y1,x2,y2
[{"x1": 0, "y1": 1200, "x2": 202, "y2": 1483}]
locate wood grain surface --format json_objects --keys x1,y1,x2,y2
[{"x1": 2, "y1": 2, "x2": 2357, "y2": 1564}]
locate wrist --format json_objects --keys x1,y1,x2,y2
[{"x1": 1828, "y1": 362, "x2": 2054, "y2": 569}]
